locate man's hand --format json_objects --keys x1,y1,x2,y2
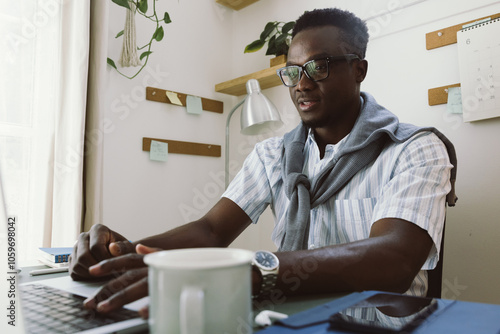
[
  {"x1": 73, "y1": 198, "x2": 251, "y2": 315},
  {"x1": 69, "y1": 224, "x2": 135, "y2": 281},
  {"x1": 83, "y1": 244, "x2": 160, "y2": 317}
]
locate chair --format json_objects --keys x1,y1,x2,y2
[{"x1": 426, "y1": 222, "x2": 445, "y2": 298}]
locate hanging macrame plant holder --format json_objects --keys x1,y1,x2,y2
[{"x1": 119, "y1": 2, "x2": 141, "y2": 67}]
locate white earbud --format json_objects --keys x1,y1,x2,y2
[{"x1": 254, "y1": 310, "x2": 289, "y2": 327}]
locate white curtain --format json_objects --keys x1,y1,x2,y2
[
  {"x1": 50, "y1": 0, "x2": 90, "y2": 246},
  {"x1": 84, "y1": 0, "x2": 109, "y2": 232},
  {"x1": 0, "y1": 0, "x2": 107, "y2": 263}
]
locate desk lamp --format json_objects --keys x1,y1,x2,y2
[{"x1": 225, "y1": 79, "x2": 283, "y2": 188}]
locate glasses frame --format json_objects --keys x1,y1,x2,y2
[{"x1": 276, "y1": 54, "x2": 361, "y2": 87}]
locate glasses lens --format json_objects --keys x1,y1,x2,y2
[
  {"x1": 280, "y1": 66, "x2": 301, "y2": 87},
  {"x1": 304, "y1": 59, "x2": 329, "y2": 81}
]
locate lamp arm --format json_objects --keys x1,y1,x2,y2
[{"x1": 225, "y1": 98, "x2": 246, "y2": 189}]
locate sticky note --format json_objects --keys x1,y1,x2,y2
[
  {"x1": 447, "y1": 87, "x2": 463, "y2": 114},
  {"x1": 186, "y1": 95, "x2": 203, "y2": 115},
  {"x1": 166, "y1": 91, "x2": 182, "y2": 106},
  {"x1": 150, "y1": 140, "x2": 168, "y2": 162}
]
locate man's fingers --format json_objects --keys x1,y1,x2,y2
[
  {"x1": 136, "y1": 243, "x2": 161, "y2": 255},
  {"x1": 69, "y1": 232, "x2": 99, "y2": 281},
  {"x1": 89, "y1": 253, "x2": 146, "y2": 277},
  {"x1": 138, "y1": 305, "x2": 149, "y2": 319},
  {"x1": 84, "y1": 268, "x2": 148, "y2": 313},
  {"x1": 69, "y1": 224, "x2": 134, "y2": 282},
  {"x1": 88, "y1": 224, "x2": 117, "y2": 263},
  {"x1": 109, "y1": 241, "x2": 135, "y2": 257},
  {"x1": 97, "y1": 276, "x2": 148, "y2": 313}
]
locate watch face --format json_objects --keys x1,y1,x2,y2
[{"x1": 255, "y1": 251, "x2": 278, "y2": 270}]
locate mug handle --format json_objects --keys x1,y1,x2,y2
[{"x1": 180, "y1": 285, "x2": 204, "y2": 334}]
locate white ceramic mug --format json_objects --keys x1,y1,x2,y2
[{"x1": 144, "y1": 247, "x2": 254, "y2": 334}]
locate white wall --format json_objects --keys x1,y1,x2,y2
[
  {"x1": 102, "y1": 0, "x2": 500, "y2": 304},
  {"x1": 103, "y1": 1, "x2": 234, "y2": 240}
]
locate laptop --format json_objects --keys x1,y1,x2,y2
[
  {"x1": 0, "y1": 163, "x2": 148, "y2": 334},
  {"x1": 19, "y1": 276, "x2": 149, "y2": 334}
]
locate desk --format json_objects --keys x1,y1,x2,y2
[
  {"x1": 255, "y1": 292, "x2": 500, "y2": 334},
  {"x1": 23, "y1": 266, "x2": 500, "y2": 334},
  {"x1": 19, "y1": 266, "x2": 344, "y2": 333},
  {"x1": 23, "y1": 269, "x2": 500, "y2": 333},
  {"x1": 252, "y1": 293, "x2": 344, "y2": 331}
]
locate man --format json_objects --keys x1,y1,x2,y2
[{"x1": 70, "y1": 8, "x2": 456, "y2": 316}]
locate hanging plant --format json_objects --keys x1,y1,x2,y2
[
  {"x1": 107, "y1": 0, "x2": 172, "y2": 79},
  {"x1": 244, "y1": 21, "x2": 295, "y2": 57}
]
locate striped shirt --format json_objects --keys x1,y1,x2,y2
[{"x1": 223, "y1": 129, "x2": 452, "y2": 296}]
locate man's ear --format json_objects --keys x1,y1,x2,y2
[{"x1": 355, "y1": 59, "x2": 368, "y2": 83}]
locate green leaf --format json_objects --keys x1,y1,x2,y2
[
  {"x1": 112, "y1": 0, "x2": 130, "y2": 10},
  {"x1": 275, "y1": 33, "x2": 288, "y2": 45},
  {"x1": 138, "y1": 0, "x2": 148, "y2": 13},
  {"x1": 244, "y1": 39, "x2": 265, "y2": 53},
  {"x1": 115, "y1": 30, "x2": 124, "y2": 38},
  {"x1": 282, "y1": 21, "x2": 295, "y2": 34},
  {"x1": 163, "y1": 12, "x2": 172, "y2": 24},
  {"x1": 107, "y1": 58, "x2": 117, "y2": 69},
  {"x1": 274, "y1": 34, "x2": 289, "y2": 56},
  {"x1": 153, "y1": 26, "x2": 164, "y2": 42},
  {"x1": 265, "y1": 35, "x2": 277, "y2": 55},
  {"x1": 140, "y1": 51, "x2": 153, "y2": 60},
  {"x1": 260, "y1": 21, "x2": 278, "y2": 41}
]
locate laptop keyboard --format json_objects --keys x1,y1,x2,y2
[{"x1": 20, "y1": 283, "x2": 141, "y2": 334}]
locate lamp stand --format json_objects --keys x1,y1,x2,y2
[{"x1": 225, "y1": 98, "x2": 245, "y2": 189}]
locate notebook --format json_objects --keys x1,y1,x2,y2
[{"x1": 19, "y1": 276, "x2": 149, "y2": 334}]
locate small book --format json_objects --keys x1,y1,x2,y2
[{"x1": 39, "y1": 247, "x2": 73, "y2": 263}]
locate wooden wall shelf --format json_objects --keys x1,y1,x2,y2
[
  {"x1": 215, "y1": 63, "x2": 285, "y2": 96},
  {"x1": 215, "y1": 0, "x2": 259, "y2": 10},
  {"x1": 143, "y1": 137, "x2": 221, "y2": 157},
  {"x1": 146, "y1": 87, "x2": 223, "y2": 113}
]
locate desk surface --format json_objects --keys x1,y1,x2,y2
[
  {"x1": 22, "y1": 266, "x2": 500, "y2": 333},
  {"x1": 19, "y1": 265, "x2": 70, "y2": 283},
  {"x1": 255, "y1": 293, "x2": 343, "y2": 316}
]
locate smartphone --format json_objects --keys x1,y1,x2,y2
[{"x1": 329, "y1": 293, "x2": 438, "y2": 333}]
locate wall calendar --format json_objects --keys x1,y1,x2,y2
[{"x1": 457, "y1": 18, "x2": 500, "y2": 122}]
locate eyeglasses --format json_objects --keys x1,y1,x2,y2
[{"x1": 276, "y1": 54, "x2": 360, "y2": 87}]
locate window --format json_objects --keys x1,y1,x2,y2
[{"x1": 0, "y1": 1, "x2": 90, "y2": 263}]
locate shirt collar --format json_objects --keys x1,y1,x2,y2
[{"x1": 306, "y1": 128, "x2": 350, "y2": 150}]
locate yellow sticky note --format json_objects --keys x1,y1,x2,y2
[
  {"x1": 166, "y1": 91, "x2": 182, "y2": 106},
  {"x1": 186, "y1": 95, "x2": 203, "y2": 115},
  {"x1": 150, "y1": 140, "x2": 168, "y2": 162}
]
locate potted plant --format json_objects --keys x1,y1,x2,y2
[{"x1": 244, "y1": 20, "x2": 295, "y2": 66}]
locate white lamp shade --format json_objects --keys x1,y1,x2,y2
[{"x1": 240, "y1": 79, "x2": 282, "y2": 135}]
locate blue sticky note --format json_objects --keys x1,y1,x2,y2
[
  {"x1": 150, "y1": 140, "x2": 168, "y2": 162},
  {"x1": 186, "y1": 95, "x2": 203, "y2": 115},
  {"x1": 447, "y1": 87, "x2": 463, "y2": 114}
]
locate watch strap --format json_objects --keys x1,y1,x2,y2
[{"x1": 259, "y1": 272, "x2": 278, "y2": 297}]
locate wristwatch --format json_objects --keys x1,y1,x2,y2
[{"x1": 252, "y1": 250, "x2": 279, "y2": 298}]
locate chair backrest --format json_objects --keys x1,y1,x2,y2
[{"x1": 426, "y1": 221, "x2": 446, "y2": 298}]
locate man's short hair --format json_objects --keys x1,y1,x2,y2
[{"x1": 292, "y1": 8, "x2": 369, "y2": 59}]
